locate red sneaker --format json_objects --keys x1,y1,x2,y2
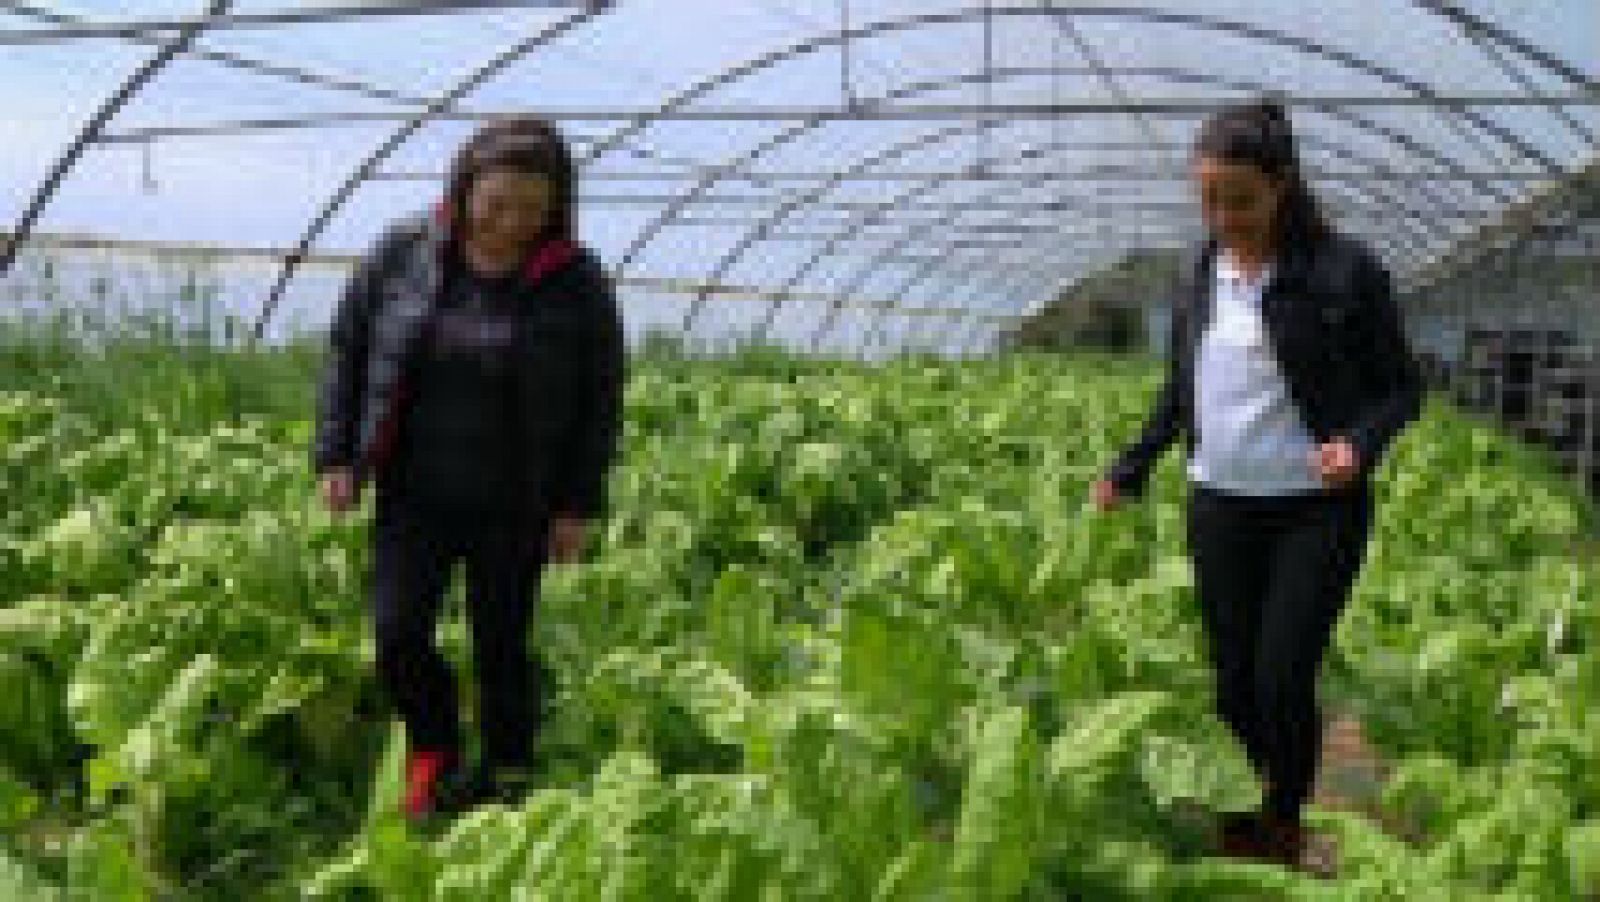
[{"x1": 404, "y1": 747, "x2": 458, "y2": 821}]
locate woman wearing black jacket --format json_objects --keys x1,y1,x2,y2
[
  {"x1": 1091, "y1": 98, "x2": 1424, "y2": 872},
  {"x1": 312, "y1": 116, "x2": 625, "y2": 821}
]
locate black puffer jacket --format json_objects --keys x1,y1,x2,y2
[{"x1": 312, "y1": 207, "x2": 625, "y2": 518}]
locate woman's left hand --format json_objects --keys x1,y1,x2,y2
[
  {"x1": 545, "y1": 515, "x2": 589, "y2": 564},
  {"x1": 1312, "y1": 439, "x2": 1361, "y2": 488}
]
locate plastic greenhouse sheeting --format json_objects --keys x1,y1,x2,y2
[{"x1": 1, "y1": 0, "x2": 1595, "y2": 354}]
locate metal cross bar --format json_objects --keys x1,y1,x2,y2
[
  {"x1": 370, "y1": 167, "x2": 1562, "y2": 184},
  {"x1": 95, "y1": 92, "x2": 1600, "y2": 143},
  {"x1": 0, "y1": 1, "x2": 601, "y2": 44},
  {"x1": 576, "y1": 195, "x2": 1506, "y2": 216},
  {"x1": 2, "y1": 1, "x2": 438, "y2": 105}
]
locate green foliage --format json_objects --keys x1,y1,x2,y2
[{"x1": 1, "y1": 332, "x2": 1597, "y2": 899}]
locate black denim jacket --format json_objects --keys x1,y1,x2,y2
[{"x1": 1105, "y1": 230, "x2": 1425, "y2": 498}]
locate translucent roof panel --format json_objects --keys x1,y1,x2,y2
[{"x1": 2, "y1": 0, "x2": 1595, "y2": 353}]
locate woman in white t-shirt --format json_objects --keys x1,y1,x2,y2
[{"x1": 1092, "y1": 96, "x2": 1424, "y2": 874}]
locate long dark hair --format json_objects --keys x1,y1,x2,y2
[
  {"x1": 443, "y1": 115, "x2": 576, "y2": 243},
  {"x1": 1193, "y1": 96, "x2": 1328, "y2": 248}
]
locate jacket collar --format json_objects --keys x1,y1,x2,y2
[
  {"x1": 1192, "y1": 231, "x2": 1317, "y2": 324},
  {"x1": 428, "y1": 201, "x2": 580, "y2": 287},
  {"x1": 1197, "y1": 232, "x2": 1314, "y2": 286}
]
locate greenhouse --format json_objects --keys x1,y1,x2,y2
[{"x1": 2, "y1": 1, "x2": 1598, "y2": 898}]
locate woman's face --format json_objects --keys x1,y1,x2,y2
[
  {"x1": 465, "y1": 168, "x2": 556, "y2": 251},
  {"x1": 1193, "y1": 156, "x2": 1282, "y2": 248}
]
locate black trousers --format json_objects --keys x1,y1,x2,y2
[
  {"x1": 369, "y1": 484, "x2": 552, "y2": 770},
  {"x1": 1184, "y1": 480, "x2": 1374, "y2": 821}
]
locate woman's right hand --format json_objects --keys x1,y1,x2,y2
[
  {"x1": 1090, "y1": 478, "x2": 1123, "y2": 512},
  {"x1": 320, "y1": 467, "x2": 358, "y2": 515}
]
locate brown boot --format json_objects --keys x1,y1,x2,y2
[
  {"x1": 1215, "y1": 777, "x2": 1274, "y2": 859},
  {"x1": 1214, "y1": 809, "x2": 1270, "y2": 859},
  {"x1": 1258, "y1": 814, "x2": 1309, "y2": 871},
  {"x1": 1264, "y1": 816, "x2": 1339, "y2": 879}
]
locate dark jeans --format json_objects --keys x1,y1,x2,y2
[
  {"x1": 369, "y1": 484, "x2": 551, "y2": 770},
  {"x1": 1184, "y1": 480, "x2": 1374, "y2": 821}
]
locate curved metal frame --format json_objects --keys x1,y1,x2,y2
[
  {"x1": 848, "y1": 121, "x2": 1479, "y2": 352},
  {"x1": 766, "y1": 24, "x2": 1594, "y2": 351},
  {"x1": 748, "y1": 66, "x2": 1515, "y2": 349},
  {"x1": 4, "y1": 0, "x2": 1594, "y2": 354},
  {"x1": 620, "y1": 63, "x2": 1481, "y2": 335},
  {"x1": 0, "y1": 0, "x2": 233, "y2": 274},
  {"x1": 960, "y1": 0, "x2": 1600, "y2": 355},
  {"x1": 588, "y1": 4, "x2": 1582, "y2": 347},
  {"x1": 248, "y1": 6, "x2": 610, "y2": 340},
  {"x1": 687, "y1": 101, "x2": 1472, "y2": 346}
]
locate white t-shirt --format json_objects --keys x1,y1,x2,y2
[{"x1": 1186, "y1": 250, "x2": 1325, "y2": 495}]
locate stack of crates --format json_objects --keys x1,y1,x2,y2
[
  {"x1": 1456, "y1": 323, "x2": 1599, "y2": 496},
  {"x1": 1417, "y1": 350, "x2": 1453, "y2": 391},
  {"x1": 1539, "y1": 346, "x2": 1600, "y2": 498}
]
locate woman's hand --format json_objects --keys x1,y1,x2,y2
[
  {"x1": 546, "y1": 515, "x2": 589, "y2": 564},
  {"x1": 1312, "y1": 439, "x2": 1361, "y2": 488},
  {"x1": 1090, "y1": 478, "x2": 1123, "y2": 512},
  {"x1": 320, "y1": 468, "x2": 358, "y2": 515}
]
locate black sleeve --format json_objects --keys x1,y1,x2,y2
[
  {"x1": 1342, "y1": 250, "x2": 1425, "y2": 477},
  {"x1": 546, "y1": 260, "x2": 626, "y2": 519},
  {"x1": 311, "y1": 225, "x2": 404, "y2": 475},
  {"x1": 1103, "y1": 291, "x2": 1186, "y2": 500}
]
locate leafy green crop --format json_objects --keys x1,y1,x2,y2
[{"x1": 2, "y1": 333, "x2": 1597, "y2": 900}]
